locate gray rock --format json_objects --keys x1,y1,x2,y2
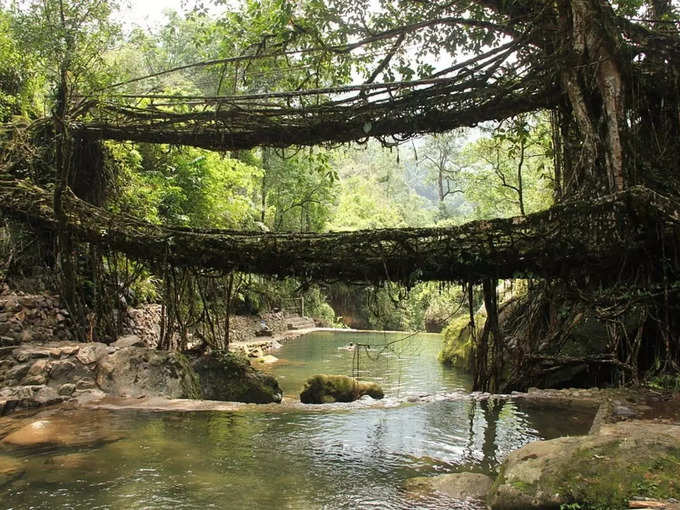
[
  {"x1": 96, "y1": 347, "x2": 197, "y2": 399},
  {"x1": 13, "y1": 348, "x2": 49, "y2": 363},
  {"x1": 110, "y1": 335, "x2": 145, "y2": 349},
  {"x1": 57, "y1": 383, "x2": 76, "y2": 396},
  {"x1": 76, "y1": 343, "x2": 109, "y2": 365},
  {"x1": 612, "y1": 405, "x2": 637, "y2": 418},
  {"x1": 47, "y1": 360, "x2": 77, "y2": 381},
  {"x1": 6, "y1": 363, "x2": 30, "y2": 382},
  {"x1": 75, "y1": 378, "x2": 96, "y2": 390}
]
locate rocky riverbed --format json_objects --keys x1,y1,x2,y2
[{"x1": 403, "y1": 387, "x2": 680, "y2": 510}]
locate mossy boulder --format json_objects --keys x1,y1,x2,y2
[
  {"x1": 192, "y1": 351, "x2": 282, "y2": 404},
  {"x1": 299, "y1": 374, "x2": 384, "y2": 404},
  {"x1": 439, "y1": 314, "x2": 483, "y2": 369},
  {"x1": 488, "y1": 421, "x2": 680, "y2": 509}
]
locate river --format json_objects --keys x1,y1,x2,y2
[{"x1": 0, "y1": 331, "x2": 594, "y2": 509}]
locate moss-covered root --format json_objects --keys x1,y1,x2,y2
[{"x1": 299, "y1": 374, "x2": 384, "y2": 404}]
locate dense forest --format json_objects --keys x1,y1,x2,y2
[{"x1": 0, "y1": 0, "x2": 679, "y2": 393}]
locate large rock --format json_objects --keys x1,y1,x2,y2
[
  {"x1": 299, "y1": 374, "x2": 384, "y2": 404},
  {"x1": 96, "y1": 347, "x2": 199, "y2": 399},
  {"x1": 1, "y1": 414, "x2": 122, "y2": 449},
  {"x1": 489, "y1": 421, "x2": 680, "y2": 510},
  {"x1": 192, "y1": 351, "x2": 282, "y2": 404},
  {"x1": 404, "y1": 472, "x2": 494, "y2": 502},
  {"x1": 76, "y1": 343, "x2": 109, "y2": 365}
]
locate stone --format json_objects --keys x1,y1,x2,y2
[
  {"x1": 96, "y1": 347, "x2": 198, "y2": 399},
  {"x1": 27, "y1": 358, "x2": 48, "y2": 376},
  {"x1": 6, "y1": 363, "x2": 30, "y2": 382},
  {"x1": 193, "y1": 351, "x2": 282, "y2": 404},
  {"x1": 110, "y1": 335, "x2": 145, "y2": 349},
  {"x1": 47, "y1": 359, "x2": 76, "y2": 379},
  {"x1": 76, "y1": 343, "x2": 109, "y2": 365},
  {"x1": 58, "y1": 383, "x2": 76, "y2": 396},
  {"x1": 13, "y1": 348, "x2": 49, "y2": 363},
  {"x1": 256, "y1": 355, "x2": 279, "y2": 364},
  {"x1": 404, "y1": 472, "x2": 494, "y2": 502},
  {"x1": 612, "y1": 405, "x2": 637, "y2": 418},
  {"x1": 489, "y1": 421, "x2": 680, "y2": 510},
  {"x1": 299, "y1": 374, "x2": 384, "y2": 404},
  {"x1": 0, "y1": 456, "x2": 24, "y2": 488},
  {"x1": 0, "y1": 336, "x2": 16, "y2": 347},
  {"x1": 22, "y1": 374, "x2": 47, "y2": 385},
  {"x1": 1, "y1": 415, "x2": 122, "y2": 449},
  {"x1": 75, "y1": 378, "x2": 96, "y2": 390}
]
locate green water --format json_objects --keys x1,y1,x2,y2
[{"x1": 0, "y1": 332, "x2": 595, "y2": 509}]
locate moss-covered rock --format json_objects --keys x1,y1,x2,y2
[
  {"x1": 192, "y1": 351, "x2": 282, "y2": 404},
  {"x1": 439, "y1": 314, "x2": 483, "y2": 369},
  {"x1": 299, "y1": 374, "x2": 384, "y2": 404},
  {"x1": 488, "y1": 421, "x2": 680, "y2": 510}
]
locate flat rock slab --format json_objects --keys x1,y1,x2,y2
[{"x1": 404, "y1": 472, "x2": 494, "y2": 502}]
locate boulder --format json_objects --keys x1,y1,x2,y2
[
  {"x1": 1, "y1": 415, "x2": 122, "y2": 449},
  {"x1": 404, "y1": 472, "x2": 494, "y2": 502},
  {"x1": 110, "y1": 335, "x2": 145, "y2": 349},
  {"x1": 96, "y1": 347, "x2": 199, "y2": 399},
  {"x1": 192, "y1": 351, "x2": 282, "y2": 404},
  {"x1": 57, "y1": 383, "x2": 76, "y2": 396},
  {"x1": 76, "y1": 343, "x2": 109, "y2": 365},
  {"x1": 489, "y1": 421, "x2": 680, "y2": 510},
  {"x1": 299, "y1": 374, "x2": 384, "y2": 404}
]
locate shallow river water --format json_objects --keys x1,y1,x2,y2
[{"x1": 0, "y1": 331, "x2": 595, "y2": 509}]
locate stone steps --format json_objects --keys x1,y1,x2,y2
[{"x1": 286, "y1": 316, "x2": 315, "y2": 330}]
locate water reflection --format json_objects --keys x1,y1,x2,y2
[{"x1": 0, "y1": 332, "x2": 595, "y2": 509}]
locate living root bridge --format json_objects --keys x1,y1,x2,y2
[{"x1": 0, "y1": 178, "x2": 678, "y2": 283}]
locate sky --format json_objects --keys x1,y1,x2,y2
[{"x1": 118, "y1": 0, "x2": 187, "y2": 28}]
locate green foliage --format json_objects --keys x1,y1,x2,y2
[
  {"x1": 327, "y1": 143, "x2": 435, "y2": 231},
  {"x1": 8, "y1": 0, "x2": 122, "y2": 95},
  {"x1": 647, "y1": 373, "x2": 680, "y2": 392},
  {"x1": 462, "y1": 114, "x2": 554, "y2": 219},
  {"x1": 112, "y1": 143, "x2": 262, "y2": 229},
  {"x1": 0, "y1": 12, "x2": 44, "y2": 122},
  {"x1": 263, "y1": 148, "x2": 337, "y2": 232}
]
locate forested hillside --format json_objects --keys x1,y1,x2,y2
[{"x1": 0, "y1": 0, "x2": 678, "y2": 392}]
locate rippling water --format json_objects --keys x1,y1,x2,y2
[{"x1": 0, "y1": 332, "x2": 595, "y2": 509}]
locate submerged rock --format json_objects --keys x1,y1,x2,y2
[
  {"x1": 1, "y1": 415, "x2": 122, "y2": 449},
  {"x1": 489, "y1": 421, "x2": 680, "y2": 510},
  {"x1": 404, "y1": 472, "x2": 493, "y2": 502},
  {"x1": 0, "y1": 456, "x2": 24, "y2": 487},
  {"x1": 192, "y1": 351, "x2": 282, "y2": 404},
  {"x1": 299, "y1": 374, "x2": 384, "y2": 404}
]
